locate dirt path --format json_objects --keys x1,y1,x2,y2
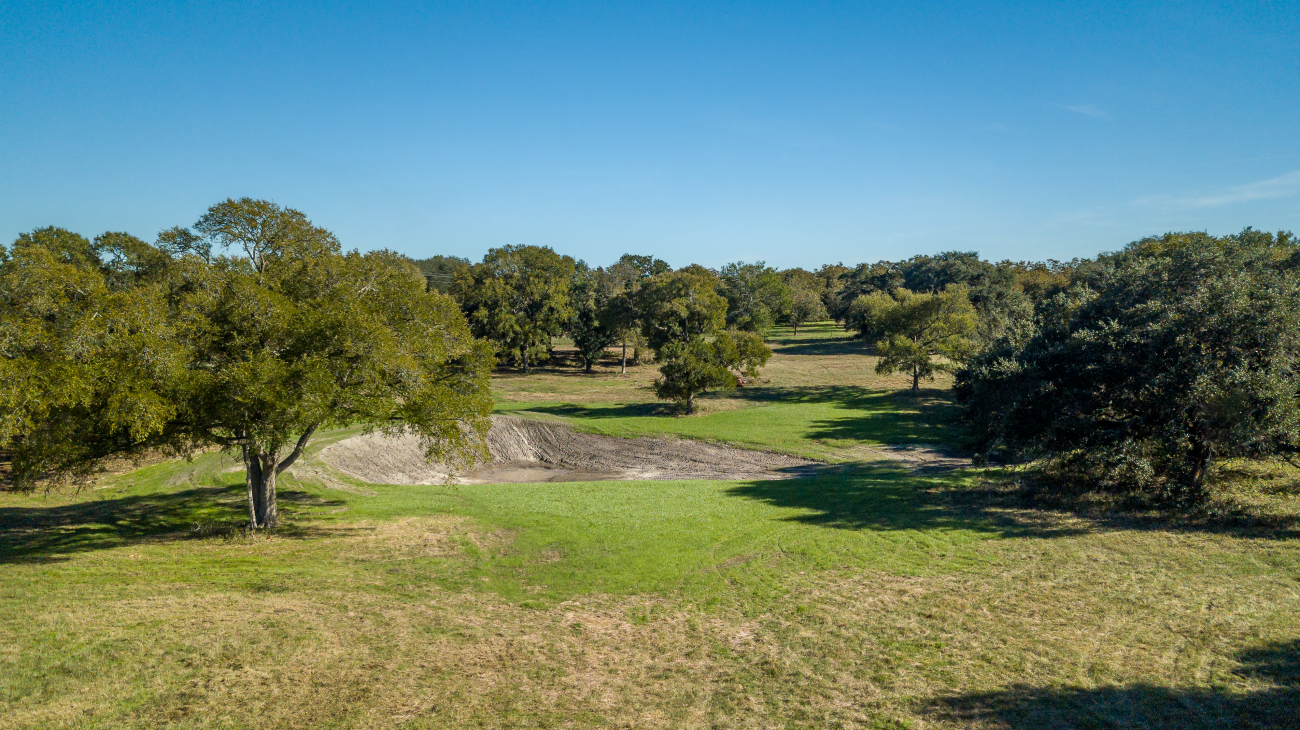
[{"x1": 316, "y1": 415, "x2": 819, "y2": 485}]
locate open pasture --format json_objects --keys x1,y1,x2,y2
[{"x1": 2, "y1": 324, "x2": 1298, "y2": 729}]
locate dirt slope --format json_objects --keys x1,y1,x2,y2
[{"x1": 316, "y1": 415, "x2": 818, "y2": 484}]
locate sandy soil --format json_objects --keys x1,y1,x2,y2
[{"x1": 316, "y1": 415, "x2": 820, "y2": 485}]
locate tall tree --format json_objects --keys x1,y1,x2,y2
[
  {"x1": 0, "y1": 228, "x2": 184, "y2": 486},
  {"x1": 717, "y1": 261, "x2": 791, "y2": 334},
  {"x1": 566, "y1": 266, "x2": 618, "y2": 372},
  {"x1": 786, "y1": 286, "x2": 829, "y2": 335},
  {"x1": 603, "y1": 254, "x2": 670, "y2": 372},
  {"x1": 1, "y1": 200, "x2": 494, "y2": 529},
  {"x1": 452, "y1": 244, "x2": 576, "y2": 373},
  {"x1": 637, "y1": 266, "x2": 728, "y2": 351}
]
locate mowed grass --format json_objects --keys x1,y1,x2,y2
[
  {"x1": 496, "y1": 323, "x2": 960, "y2": 460},
  {"x1": 1, "y1": 322, "x2": 1298, "y2": 728}
]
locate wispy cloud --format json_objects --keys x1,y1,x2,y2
[
  {"x1": 1061, "y1": 104, "x2": 1109, "y2": 119},
  {"x1": 1140, "y1": 169, "x2": 1300, "y2": 209}
]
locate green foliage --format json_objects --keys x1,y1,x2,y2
[
  {"x1": 453, "y1": 244, "x2": 576, "y2": 372},
  {"x1": 653, "y1": 340, "x2": 735, "y2": 414},
  {"x1": 785, "y1": 286, "x2": 829, "y2": 334},
  {"x1": 1, "y1": 200, "x2": 494, "y2": 529},
  {"x1": 636, "y1": 267, "x2": 728, "y2": 351},
  {"x1": 410, "y1": 254, "x2": 471, "y2": 292},
  {"x1": 851, "y1": 288, "x2": 976, "y2": 394},
  {"x1": 717, "y1": 261, "x2": 792, "y2": 333},
  {"x1": 0, "y1": 233, "x2": 185, "y2": 486},
  {"x1": 653, "y1": 329, "x2": 771, "y2": 414},
  {"x1": 957, "y1": 230, "x2": 1300, "y2": 503},
  {"x1": 566, "y1": 267, "x2": 619, "y2": 372},
  {"x1": 830, "y1": 261, "x2": 904, "y2": 321}
]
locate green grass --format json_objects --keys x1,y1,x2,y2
[
  {"x1": 1, "y1": 321, "x2": 1298, "y2": 728},
  {"x1": 495, "y1": 389, "x2": 957, "y2": 460}
]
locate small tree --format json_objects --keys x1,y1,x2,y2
[
  {"x1": 653, "y1": 330, "x2": 771, "y2": 413},
  {"x1": 786, "y1": 286, "x2": 828, "y2": 334},
  {"x1": 452, "y1": 244, "x2": 575, "y2": 373},
  {"x1": 856, "y1": 287, "x2": 976, "y2": 394}
]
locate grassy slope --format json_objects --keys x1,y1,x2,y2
[{"x1": 0, "y1": 323, "x2": 1297, "y2": 729}]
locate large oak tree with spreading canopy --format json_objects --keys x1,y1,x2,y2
[{"x1": 0, "y1": 198, "x2": 493, "y2": 528}]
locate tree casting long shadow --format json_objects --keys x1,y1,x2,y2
[
  {"x1": 0, "y1": 484, "x2": 346, "y2": 563},
  {"x1": 927, "y1": 639, "x2": 1299, "y2": 730},
  {"x1": 724, "y1": 465, "x2": 1088, "y2": 539}
]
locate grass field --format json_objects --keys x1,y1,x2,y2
[{"x1": 2, "y1": 324, "x2": 1298, "y2": 728}]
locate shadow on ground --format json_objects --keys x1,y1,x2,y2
[
  {"x1": 927, "y1": 640, "x2": 1299, "y2": 729},
  {"x1": 515, "y1": 401, "x2": 678, "y2": 419},
  {"x1": 725, "y1": 465, "x2": 1087, "y2": 539},
  {"x1": 0, "y1": 484, "x2": 346, "y2": 563},
  {"x1": 769, "y1": 337, "x2": 872, "y2": 356},
  {"x1": 520, "y1": 386, "x2": 960, "y2": 445},
  {"x1": 726, "y1": 463, "x2": 1300, "y2": 540}
]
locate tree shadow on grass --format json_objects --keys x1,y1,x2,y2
[
  {"x1": 727, "y1": 463, "x2": 1300, "y2": 540},
  {"x1": 0, "y1": 484, "x2": 346, "y2": 564},
  {"x1": 517, "y1": 401, "x2": 679, "y2": 419},
  {"x1": 769, "y1": 337, "x2": 872, "y2": 356},
  {"x1": 926, "y1": 640, "x2": 1299, "y2": 730},
  {"x1": 730, "y1": 386, "x2": 961, "y2": 446},
  {"x1": 725, "y1": 465, "x2": 1088, "y2": 539}
]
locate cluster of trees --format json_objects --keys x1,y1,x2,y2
[
  {"x1": 957, "y1": 230, "x2": 1300, "y2": 504},
  {"x1": 445, "y1": 249, "x2": 771, "y2": 413},
  {"x1": 7, "y1": 198, "x2": 1295, "y2": 511},
  {"x1": 1, "y1": 199, "x2": 493, "y2": 526}
]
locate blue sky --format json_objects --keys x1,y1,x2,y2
[{"x1": 2, "y1": 1, "x2": 1297, "y2": 269}]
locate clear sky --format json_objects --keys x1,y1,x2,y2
[{"x1": 2, "y1": 1, "x2": 1298, "y2": 269}]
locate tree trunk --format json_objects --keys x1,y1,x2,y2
[
  {"x1": 792, "y1": 322, "x2": 799, "y2": 335},
  {"x1": 244, "y1": 445, "x2": 263, "y2": 527},
  {"x1": 259, "y1": 452, "x2": 279, "y2": 528},
  {"x1": 621, "y1": 339, "x2": 627, "y2": 374},
  {"x1": 243, "y1": 426, "x2": 316, "y2": 529},
  {"x1": 584, "y1": 358, "x2": 593, "y2": 373},
  {"x1": 911, "y1": 366, "x2": 921, "y2": 395},
  {"x1": 685, "y1": 390, "x2": 694, "y2": 414},
  {"x1": 521, "y1": 349, "x2": 530, "y2": 374},
  {"x1": 1188, "y1": 430, "x2": 1213, "y2": 501},
  {"x1": 244, "y1": 449, "x2": 278, "y2": 528}
]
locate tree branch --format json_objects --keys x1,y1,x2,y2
[{"x1": 275, "y1": 424, "x2": 318, "y2": 475}]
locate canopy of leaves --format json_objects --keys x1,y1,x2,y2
[
  {"x1": 957, "y1": 230, "x2": 1300, "y2": 503},
  {"x1": 2, "y1": 201, "x2": 494, "y2": 530},
  {"x1": 637, "y1": 267, "x2": 728, "y2": 352},
  {"x1": 849, "y1": 287, "x2": 976, "y2": 393},
  {"x1": 410, "y1": 254, "x2": 470, "y2": 293},
  {"x1": 653, "y1": 329, "x2": 771, "y2": 413},
  {"x1": 717, "y1": 261, "x2": 791, "y2": 333},
  {"x1": 452, "y1": 244, "x2": 576, "y2": 372}
]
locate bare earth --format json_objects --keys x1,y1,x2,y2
[{"x1": 317, "y1": 415, "x2": 820, "y2": 484}]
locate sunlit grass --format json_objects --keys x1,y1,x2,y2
[{"x1": 1, "y1": 320, "x2": 1297, "y2": 728}]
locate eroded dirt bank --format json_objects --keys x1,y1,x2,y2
[{"x1": 317, "y1": 415, "x2": 819, "y2": 484}]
